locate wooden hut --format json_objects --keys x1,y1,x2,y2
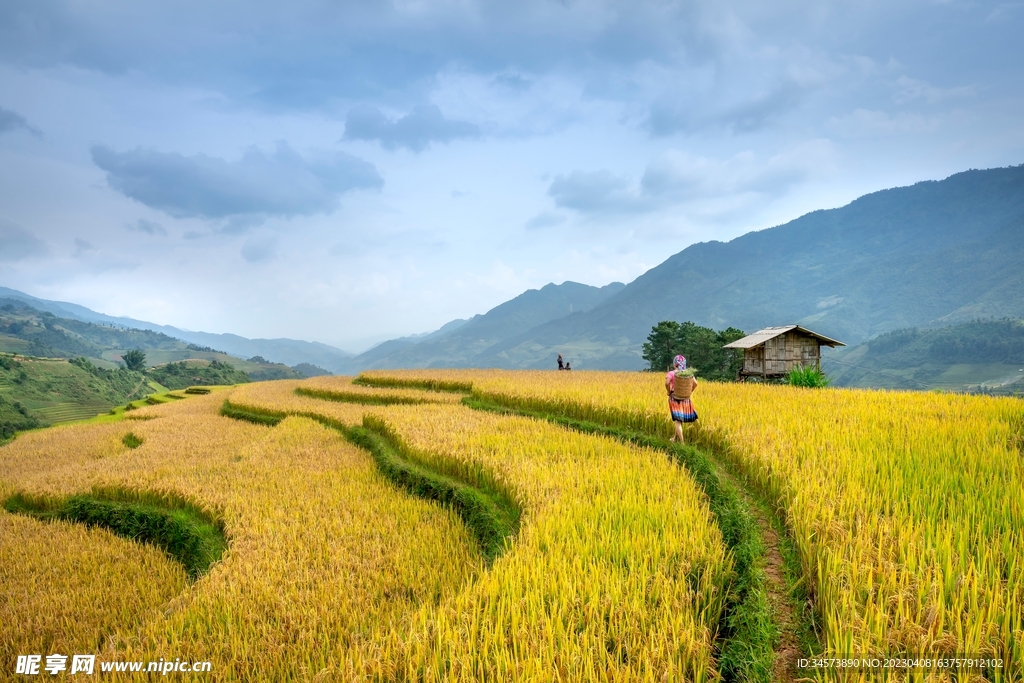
[{"x1": 723, "y1": 325, "x2": 845, "y2": 380}]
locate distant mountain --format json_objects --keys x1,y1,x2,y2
[
  {"x1": 344, "y1": 281, "x2": 626, "y2": 370},
  {"x1": 6, "y1": 164, "x2": 1023, "y2": 376},
  {"x1": 0, "y1": 287, "x2": 353, "y2": 372},
  {"x1": 823, "y1": 319, "x2": 1024, "y2": 395},
  {"x1": 473, "y1": 164, "x2": 1024, "y2": 369},
  {"x1": 0, "y1": 300, "x2": 311, "y2": 381}
]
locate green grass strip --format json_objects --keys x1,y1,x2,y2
[
  {"x1": 462, "y1": 394, "x2": 775, "y2": 683},
  {"x1": 3, "y1": 488, "x2": 226, "y2": 580},
  {"x1": 354, "y1": 375, "x2": 474, "y2": 393},
  {"x1": 349, "y1": 415, "x2": 519, "y2": 562},
  {"x1": 294, "y1": 386, "x2": 436, "y2": 406},
  {"x1": 219, "y1": 401, "x2": 286, "y2": 426},
  {"x1": 220, "y1": 399, "x2": 520, "y2": 563}
]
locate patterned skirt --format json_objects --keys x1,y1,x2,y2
[{"x1": 669, "y1": 396, "x2": 698, "y2": 423}]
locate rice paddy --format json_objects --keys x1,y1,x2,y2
[{"x1": 2, "y1": 370, "x2": 1022, "y2": 681}]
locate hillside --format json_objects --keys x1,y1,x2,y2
[
  {"x1": 147, "y1": 359, "x2": 252, "y2": 390},
  {"x1": 0, "y1": 354, "x2": 149, "y2": 429},
  {"x1": 0, "y1": 302, "x2": 331, "y2": 427},
  {"x1": 472, "y1": 164, "x2": 1024, "y2": 369},
  {"x1": 0, "y1": 287, "x2": 353, "y2": 371},
  {"x1": 0, "y1": 300, "x2": 322, "y2": 380},
  {"x1": 824, "y1": 319, "x2": 1024, "y2": 395},
  {"x1": 346, "y1": 280, "x2": 625, "y2": 370}
]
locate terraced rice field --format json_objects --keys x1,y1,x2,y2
[
  {"x1": 32, "y1": 401, "x2": 113, "y2": 424},
  {"x1": 2, "y1": 371, "x2": 1022, "y2": 682}
]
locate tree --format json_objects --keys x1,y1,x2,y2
[
  {"x1": 642, "y1": 321, "x2": 683, "y2": 372},
  {"x1": 122, "y1": 349, "x2": 146, "y2": 371},
  {"x1": 715, "y1": 327, "x2": 746, "y2": 380},
  {"x1": 642, "y1": 321, "x2": 746, "y2": 380}
]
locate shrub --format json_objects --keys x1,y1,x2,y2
[{"x1": 786, "y1": 366, "x2": 830, "y2": 387}]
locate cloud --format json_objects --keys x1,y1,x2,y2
[
  {"x1": 73, "y1": 238, "x2": 95, "y2": 257},
  {"x1": 826, "y1": 109, "x2": 941, "y2": 138},
  {"x1": 492, "y1": 73, "x2": 533, "y2": 92},
  {"x1": 524, "y1": 210, "x2": 567, "y2": 230},
  {"x1": 893, "y1": 76, "x2": 977, "y2": 105},
  {"x1": 641, "y1": 141, "x2": 835, "y2": 199},
  {"x1": 240, "y1": 234, "x2": 277, "y2": 263},
  {"x1": 126, "y1": 218, "x2": 167, "y2": 236},
  {"x1": 0, "y1": 106, "x2": 42, "y2": 137},
  {"x1": 548, "y1": 140, "x2": 835, "y2": 217},
  {"x1": 343, "y1": 104, "x2": 479, "y2": 152},
  {"x1": 0, "y1": 220, "x2": 49, "y2": 261},
  {"x1": 548, "y1": 170, "x2": 645, "y2": 214},
  {"x1": 648, "y1": 81, "x2": 804, "y2": 137},
  {"x1": 0, "y1": 2, "x2": 715, "y2": 111},
  {"x1": 91, "y1": 142, "x2": 383, "y2": 219}
]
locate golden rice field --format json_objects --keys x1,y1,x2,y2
[
  {"x1": 361, "y1": 369, "x2": 1024, "y2": 681},
  {"x1": 1, "y1": 378, "x2": 731, "y2": 681}
]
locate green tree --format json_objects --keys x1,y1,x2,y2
[
  {"x1": 715, "y1": 326, "x2": 747, "y2": 380},
  {"x1": 122, "y1": 349, "x2": 147, "y2": 371},
  {"x1": 642, "y1": 321, "x2": 746, "y2": 380},
  {"x1": 641, "y1": 321, "x2": 683, "y2": 372}
]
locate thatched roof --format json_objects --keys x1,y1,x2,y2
[{"x1": 722, "y1": 325, "x2": 845, "y2": 349}]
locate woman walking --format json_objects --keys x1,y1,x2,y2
[{"x1": 665, "y1": 354, "x2": 698, "y2": 443}]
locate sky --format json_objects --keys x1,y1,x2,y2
[{"x1": 1, "y1": 1, "x2": 1022, "y2": 352}]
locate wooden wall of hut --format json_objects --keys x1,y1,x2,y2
[{"x1": 743, "y1": 331, "x2": 821, "y2": 377}]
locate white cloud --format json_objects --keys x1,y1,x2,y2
[
  {"x1": 827, "y1": 109, "x2": 941, "y2": 138},
  {"x1": 524, "y1": 210, "x2": 568, "y2": 230},
  {"x1": 642, "y1": 140, "x2": 836, "y2": 198},
  {"x1": 893, "y1": 76, "x2": 978, "y2": 105},
  {"x1": 343, "y1": 104, "x2": 479, "y2": 152},
  {"x1": 240, "y1": 234, "x2": 278, "y2": 263},
  {"x1": 548, "y1": 140, "x2": 837, "y2": 218},
  {"x1": 0, "y1": 220, "x2": 49, "y2": 261},
  {"x1": 126, "y1": 219, "x2": 168, "y2": 236},
  {"x1": 92, "y1": 143, "x2": 383, "y2": 219}
]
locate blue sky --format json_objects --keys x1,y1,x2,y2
[{"x1": 1, "y1": 0, "x2": 1022, "y2": 351}]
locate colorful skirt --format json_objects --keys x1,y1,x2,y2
[{"x1": 669, "y1": 397, "x2": 698, "y2": 423}]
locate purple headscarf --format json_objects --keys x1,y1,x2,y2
[{"x1": 674, "y1": 355, "x2": 687, "y2": 370}]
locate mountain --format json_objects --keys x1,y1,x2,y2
[
  {"x1": 472, "y1": 164, "x2": 1024, "y2": 369},
  {"x1": 0, "y1": 299, "x2": 320, "y2": 381},
  {"x1": 823, "y1": 319, "x2": 1024, "y2": 395},
  {"x1": 5, "y1": 163, "x2": 1023, "y2": 376},
  {"x1": 0, "y1": 287, "x2": 353, "y2": 372},
  {"x1": 345, "y1": 281, "x2": 626, "y2": 370}
]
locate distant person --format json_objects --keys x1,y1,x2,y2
[
  {"x1": 565, "y1": 361, "x2": 571, "y2": 371},
  {"x1": 557, "y1": 353, "x2": 564, "y2": 370},
  {"x1": 665, "y1": 355, "x2": 698, "y2": 443}
]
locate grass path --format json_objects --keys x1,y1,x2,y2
[{"x1": 708, "y1": 455, "x2": 811, "y2": 682}]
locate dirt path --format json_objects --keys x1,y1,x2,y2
[
  {"x1": 760, "y1": 520, "x2": 804, "y2": 681},
  {"x1": 127, "y1": 376, "x2": 148, "y2": 400},
  {"x1": 711, "y1": 458, "x2": 807, "y2": 683}
]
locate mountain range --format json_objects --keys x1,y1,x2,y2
[
  {"x1": 0, "y1": 287, "x2": 354, "y2": 372},
  {"x1": 5, "y1": 163, "x2": 1023, "y2": 373},
  {"x1": 348, "y1": 163, "x2": 1024, "y2": 370}
]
